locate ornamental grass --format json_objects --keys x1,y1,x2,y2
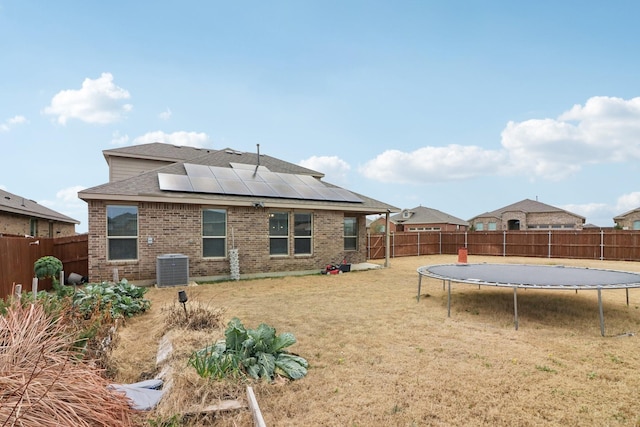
[{"x1": 0, "y1": 298, "x2": 140, "y2": 427}]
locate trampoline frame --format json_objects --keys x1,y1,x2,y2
[{"x1": 417, "y1": 263, "x2": 640, "y2": 336}]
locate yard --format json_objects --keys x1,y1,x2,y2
[{"x1": 110, "y1": 255, "x2": 640, "y2": 426}]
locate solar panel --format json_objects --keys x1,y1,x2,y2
[
  {"x1": 158, "y1": 173, "x2": 193, "y2": 192},
  {"x1": 218, "y1": 179, "x2": 252, "y2": 195},
  {"x1": 210, "y1": 167, "x2": 238, "y2": 180},
  {"x1": 189, "y1": 176, "x2": 224, "y2": 193},
  {"x1": 184, "y1": 163, "x2": 215, "y2": 178},
  {"x1": 159, "y1": 163, "x2": 363, "y2": 203},
  {"x1": 244, "y1": 180, "x2": 278, "y2": 197}
]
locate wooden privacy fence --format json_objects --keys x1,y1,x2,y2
[
  {"x1": 368, "y1": 230, "x2": 640, "y2": 262},
  {"x1": 0, "y1": 234, "x2": 88, "y2": 300}
]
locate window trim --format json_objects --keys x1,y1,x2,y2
[
  {"x1": 343, "y1": 216, "x2": 358, "y2": 251},
  {"x1": 293, "y1": 212, "x2": 313, "y2": 256},
  {"x1": 269, "y1": 211, "x2": 289, "y2": 256},
  {"x1": 107, "y1": 205, "x2": 138, "y2": 261},
  {"x1": 202, "y1": 208, "x2": 227, "y2": 258}
]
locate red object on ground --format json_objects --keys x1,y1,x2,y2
[{"x1": 458, "y1": 248, "x2": 468, "y2": 264}]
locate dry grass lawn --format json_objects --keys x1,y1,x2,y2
[{"x1": 110, "y1": 255, "x2": 640, "y2": 426}]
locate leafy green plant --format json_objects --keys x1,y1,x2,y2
[
  {"x1": 188, "y1": 317, "x2": 308, "y2": 382},
  {"x1": 34, "y1": 256, "x2": 63, "y2": 280},
  {"x1": 73, "y1": 279, "x2": 151, "y2": 319}
]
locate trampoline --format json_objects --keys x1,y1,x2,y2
[{"x1": 417, "y1": 263, "x2": 640, "y2": 336}]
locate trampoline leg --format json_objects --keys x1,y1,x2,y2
[
  {"x1": 626, "y1": 289, "x2": 629, "y2": 306},
  {"x1": 417, "y1": 275, "x2": 422, "y2": 302},
  {"x1": 598, "y1": 287, "x2": 605, "y2": 337},
  {"x1": 442, "y1": 279, "x2": 445, "y2": 291},
  {"x1": 447, "y1": 280, "x2": 451, "y2": 317},
  {"x1": 514, "y1": 287, "x2": 519, "y2": 331}
]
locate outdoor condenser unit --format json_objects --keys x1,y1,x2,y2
[{"x1": 156, "y1": 254, "x2": 189, "y2": 287}]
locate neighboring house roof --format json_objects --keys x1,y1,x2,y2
[
  {"x1": 613, "y1": 207, "x2": 640, "y2": 221},
  {"x1": 469, "y1": 199, "x2": 585, "y2": 221},
  {"x1": 80, "y1": 144, "x2": 398, "y2": 214},
  {"x1": 392, "y1": 206, "x2": 468, "y2": 226},
  {"x1": 0, "y1": 188, "x2": 79, "y2": 224}
]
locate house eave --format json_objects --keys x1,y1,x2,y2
[{"x1": 78, "y1": 192, "x2": 399, "y2": 215}]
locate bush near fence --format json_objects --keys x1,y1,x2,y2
[
  {"x1": 0, "y1": 234, "x2": 88, "y2": 299},
  {"x1": 367, "y1": 230, "x2": 640, "y2": 262}
]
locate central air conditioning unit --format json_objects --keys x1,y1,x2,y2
[{"x1": 156, "y1": 254, "x2": 189, "y2": 287}]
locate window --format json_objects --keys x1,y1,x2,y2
[
  {"x1": 269, "y1": 212, "x2": 289, "y2": 255},
  {"x1": 488, "y1": 222, "x2": 497, "y2": 231},
  {"x1": 29, "y1": 218, "x2": 37, "y2": 236},
  {"x1": 203, "y1": 209, "x2": 227, "y2": 257},
  {"x1": 344, "y1": 217, "x2": 357, "y2": 251},
  {"x1": 633, "y1": 220, "x2": 640, "y2": 230},
  {"x1": 475, "y1": 222, "x2": 484, "y2": 231},
  {"x1": 294, "y1": 213, "x2": 312, "y2": 255},
  {"x1": 107, "y1": 205, "x2": 138, "y2": 260}
]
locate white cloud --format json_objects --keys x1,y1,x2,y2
[
  {"x1": 133, "y1": 130, "x2": 210, "y2": 148},
  {"x1": 361, "y1": 96, "x2": 640, "y2": 184},
  {"x1": 43, "y1": 73, "x2": 132, "y2": 125},
  {"x1": 110, "y1": 130, "x2": 130, "y2": 146},
  {"x1": 159, "y1": 108, "x2": 172, "y2": 120},
  {"x1": 615, "y1": 192, "x2": 640, "y2": 213},
  {"x1": 360, "y1": 145, "x2": 507, "y2": 183},
  {"x1": 299, "y1": 156, "x2": 351, "y2": 185},
  {"x1": 0, "y1": 115, "x2": 28, "y2": 132},
  {"x1": 39, "y1": 185, "x2": 88, "y2": 232}
]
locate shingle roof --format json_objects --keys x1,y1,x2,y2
[
  {"x1": 81, "y1": 144, "x2": 398, "y2": 214},
  {"x1": 0, "y1": 188, "x2": 79, "y2": 224},
  {"x1": 103, "y1": 142, "x2": 213, "y2": 162},
  {"x1": 391, "y1": 206, "x2": 468, "y2": 226},
  {"x1": 613, "y1": 207, "x2": 640, "y2": 220},
  {"x1": 471, "y1": 198, "x2": 585, "y2": 220}
]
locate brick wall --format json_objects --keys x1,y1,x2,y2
[
  {"x1": 471, "y1": 211, "x2": 582, "y2": 231},
  {"x1": 87, "y1": 200, "x2": 368, "y2": 283},
  {"x1": 0, "y1": 211, "x2": 76, "y2": 237}
]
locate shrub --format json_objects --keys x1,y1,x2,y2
[{"x1": 188, "y1": 317, "x2": 308, "y2": 382}]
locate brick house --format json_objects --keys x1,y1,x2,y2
[
  {"x1": 468, "y1": 199, "x2": 585, "y2": 231},
  {"x1": 613, "y1": 208, "x2": 640, "y2": 230},
  {"x1": 391, "y1": 206, "x2": 468, "y2": 232},
  {"x1": 0, "y1": 188, "x2": 79, "y2": 237},
  {"x1": 79, "y1": 143, "x2": 399, "y2": 284}
]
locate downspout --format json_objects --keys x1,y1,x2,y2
[{"x1": 385, "y1": 209, "x2": 391, "y2": 268}]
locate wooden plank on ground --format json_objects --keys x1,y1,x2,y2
[{"x1": 247, "y1": 386, "x2": 267, "y2": 427}]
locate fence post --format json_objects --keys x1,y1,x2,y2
[
  {"x1": 417, "y1": 232, "x2": 420, "y2": 256},
  {"x1": 548, "y1": 230, "x2": 552, "y2": 258},
  {"x1": 600, "y1": 229, "x2": 604, "y2": 260},
  {"x1": 503, "y1": 231, "x2": 506, "y2": 257},
  {"x1": 439, "y1": 232, "x2": 442, "y2": 255}
]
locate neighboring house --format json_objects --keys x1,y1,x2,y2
[
  {"x1": 79, "y1": 143, "x2": 399, "y2": 283},
  {"x1": 368, "y1": 215, "x2": 399, "y2": 233},
  {"x1": 391, "y1": 206, "x2": 469, "y2": 232},
  {"x1": 469, "y1": 199, "x2": 585, "y2": 231},
  {"x1": 0, "y1": 188, "x2": 79, "y2": 237},
  {"x1": 613, "y1": 208, "x2": 640, "y2": 230}
]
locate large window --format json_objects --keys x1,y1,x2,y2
[
  {"x1": 203, "y1": 209, "x2": 227, "y2": 258},
  {"x1": 107, "y1": 205, "x2": 138, "y2": 260},
  {"x1": 488, "y1": 222, "x2": 497, "y2": 231},
  {"x1": 269, "y1": 212, "x2": 289, "y2": 255},
  {"x1": 633, "y1": 220, "x2": 640, "y2": 230},
  {"x1": 475, "y1": 222, "x2": 484, "y2": 231},
  {"x1": 294, "y1": 213, "x2": 312, "y2": 255},
  {"x1": 343, "y1": 217, "x2": 357, "y2": 251}
]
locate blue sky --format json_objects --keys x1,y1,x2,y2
[{"x1": 1, "y1": 1, "x2": 640, "y2": 233}]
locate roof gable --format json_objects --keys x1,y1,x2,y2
[
  {"x1": 470, "y1": 199, "x2": 585, "y2": 222},
  {"x1": 392, "y1": 206, "x2": 468, "y2": 226}
]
